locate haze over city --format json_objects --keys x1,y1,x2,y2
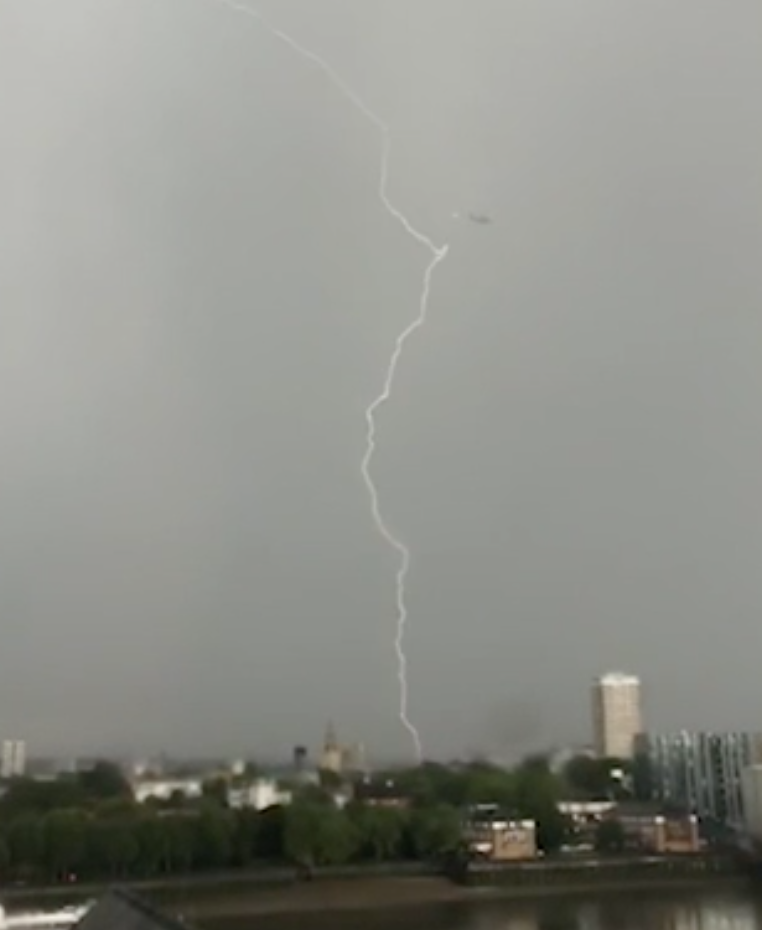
[{"x1": 1, "y1": 0, "x2": 761, "y2": 761}]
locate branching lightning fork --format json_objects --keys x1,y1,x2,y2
[{"x1": 213, "y1": 0, "x2": 450, "y2": 761}]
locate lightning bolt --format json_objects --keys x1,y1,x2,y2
[{"x1": 211, "y1": 0, "x2": 449, "y2": 762}]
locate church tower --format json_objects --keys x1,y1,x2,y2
[{"x1": 320, "y1": 721, "x2": 343, "y2": 773}]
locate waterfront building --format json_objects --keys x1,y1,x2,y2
[
  {"x1": 614, "y1": 802, "x2": 700, "y2": 853},
  {"x1": 463, "y1": 807, "x2": 537, "y2": 860}
]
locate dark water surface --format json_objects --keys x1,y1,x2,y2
[{"x1": 207, "y1": 890, "x2": 762, "y2": 930}]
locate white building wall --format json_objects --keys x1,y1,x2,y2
[
  {"x1": 227, "y1": 779, "x2": 292, "y2": 810},
  {"x1": 1, "y1": 740, "x2": 27, "y2": 778},
  {"x1": 133, "y1": 779, "x2": 203, "y2": 803},
  {"x1": 592, "y1": 672, "x2": 643, "y2": 759}
]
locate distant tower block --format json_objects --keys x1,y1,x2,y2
[
  {"x1": 592, "y1": 672, "x2": 643, "y2": 760},
  {"x1": 1, "y1": 740, "x2": 26, "y2": 778},
  {"x1": 293, "y1": 745, "x2": 308, "y2": 772}
]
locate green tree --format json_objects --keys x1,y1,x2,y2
[
  {"x1": 514, "y1": 759, "x2": 568, "y2": 854},
  {"x1": 284, "y1": 803, "x2": 357, "y2": 867},
  {"x1": 163, "y1": 816, "x2": 196, "y2": 874},
  {"x1": 416, "y1": 763, "x2": 467, "y2": 807},
  {"x1": 168, "y1": 790, "x2": 189, "y2": 809},
  {"x1": 595, "y1": 818, "x2": 626, "y2": 853},
  {"x1": 43, "y1": 810, "x2": 88, "y2": 880},
  {"x1": 96, "y1": 797, "x2": 138, "y2": 819},
  {"x1": 283, "y1": 804, "x2": 317, "y2": 867},
  {"x1": 1, "y1": 777, "x2": 84, "y2": 816},
  {"x1": 295, "y1": 783, "x2": 336, "y2": 806},
  {"x1": 349, "y1": 805, "x2": 406, "y2": 861},
  {"x1": 194, "y1": 806, "x2": 235, "y2": 869},
  {"x1": 89, "y1": 818, "x2": 139, "y2": 877},
  {"x1": 515, "y1": 757, "x2": 560, "y2": 807},
  {"x1": 78, "y1": 762, "x2": 133, "y2": 802},
  {"x1": 461, "y1": 764, "x2": 518, "y2": 808},
  {"x1": 408, "y1": 805, "x2": 462, "y2": 859},
  {"x1": 134, "y1": 814, "x2": 172, "y2": 876},
  {"x1": 201, "y1": 778, "x2": 229, "y2": 806},
  {"x1": 373, "y1": 765, "x2": 443, "y2": 808},
  {"x1": 563, "y1": 755, "x2": 632, "y2": 801},
  {"x1": 0, "y1": 835, "x2": 10, "y2": 873},
  {"x1": 7, "y1": 813, "x2": 45, "y2": 878},
  {"x1": 232, "y1": 808, "x2": 260, "y2": 866},
  {"x1": 318, "y1": 769, "x2": 343, "y2": 791},
  {"x1": 257, "y1": 805, "x2": 286, "y2": 859}
]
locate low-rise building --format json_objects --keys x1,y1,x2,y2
[
  {"x1": 614, "y1": 803, "x2": 700, "y2": 854},
  {"x1": 558, "y1": 800, "x2": 616, "y2": 824},
  {"x1": 463, "y1": 806, "x2": 537, "y2": 861},
  {"x1": 655, "y1": 816, "x2": 701, "y2": 854},
  {"x1": 227, "y1": 778, "x2": 292, "y2": 811},
  {"x1": 558, "y1": 799, "x2": 616, "y2": 847},
  {"x1": 133, "y1": 778, "x2": 203, "y2": 803}
]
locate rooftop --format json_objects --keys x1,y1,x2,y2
[
  {"x1": 76, "y1": 890, "x2": 190, "y2": 930},
  {"x1": 597, "y1": 672, "x2": 640, "y2": 686}
]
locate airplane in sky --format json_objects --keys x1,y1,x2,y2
[{"x1": 467, "y1": 212, "x2": 492, "y2": 225}]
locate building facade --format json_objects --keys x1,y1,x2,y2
[
  {"x1": 227, "y1": 778, "x2": 292, "y2": 811},
  {"x1": 463, "y1": 808, "x2": 537, "y2": 861},
  {"x1": 740, "y1": 764, "x2": 762, "y2": 840},
  {"x1": 319, "y1": 722, "x2": 343, "y2": 774},
  {"x1": 592, "y1": 672, "x2": 643, "y2": 759},
  {"x1": 638, "y1": 731, "x2": 762, "y2": 825},
  {"x1": 1, "y1": 739, "x2": 26, "y2": 778},
  {"x1": 614, "y1": 803, "x2": 701, "y2": 853},
  {"x1": 132, "y1": 778, "x2": 203, "y2": 804}
]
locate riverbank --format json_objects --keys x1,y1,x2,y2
[
  {"x1": 2, "y1": 862, "x2": 750, "y2": 921},
  {"x1": 155, "y1": 872, "x2": 749, "y2": 920}
]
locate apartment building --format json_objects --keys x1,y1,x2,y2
[
  {"x1": 637, "y1": 731, "x2": 762, "y2": 825},
  {"x1": 592, "y1": 672, "x2": 643, "y2": 759}
]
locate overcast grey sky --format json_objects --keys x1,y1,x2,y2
[{"x1": 1, "y1": 0, "x2": 761, "y2": 762}]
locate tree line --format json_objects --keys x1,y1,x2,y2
[{"x1": 0, "y1": 754, "x2": 633, "y2": 885}]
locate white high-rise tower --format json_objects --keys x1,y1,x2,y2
[
  {"x1": 1, "y1": 739, "x2": 27, "y2": 778},
  {"x1": 592, "y1": 672, "x2": 643, "y2": 759}
]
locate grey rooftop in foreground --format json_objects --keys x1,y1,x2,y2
[{"x1": 76, "y1": 889, "x2": 189, "y2": 930}]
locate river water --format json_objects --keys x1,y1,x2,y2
[{"x1": 209, "y1": 890, "x2": 762, "y2": 930}]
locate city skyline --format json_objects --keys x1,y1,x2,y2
[{"x1": 3, "y1": 666, "x2": 755, "y2": 765}]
